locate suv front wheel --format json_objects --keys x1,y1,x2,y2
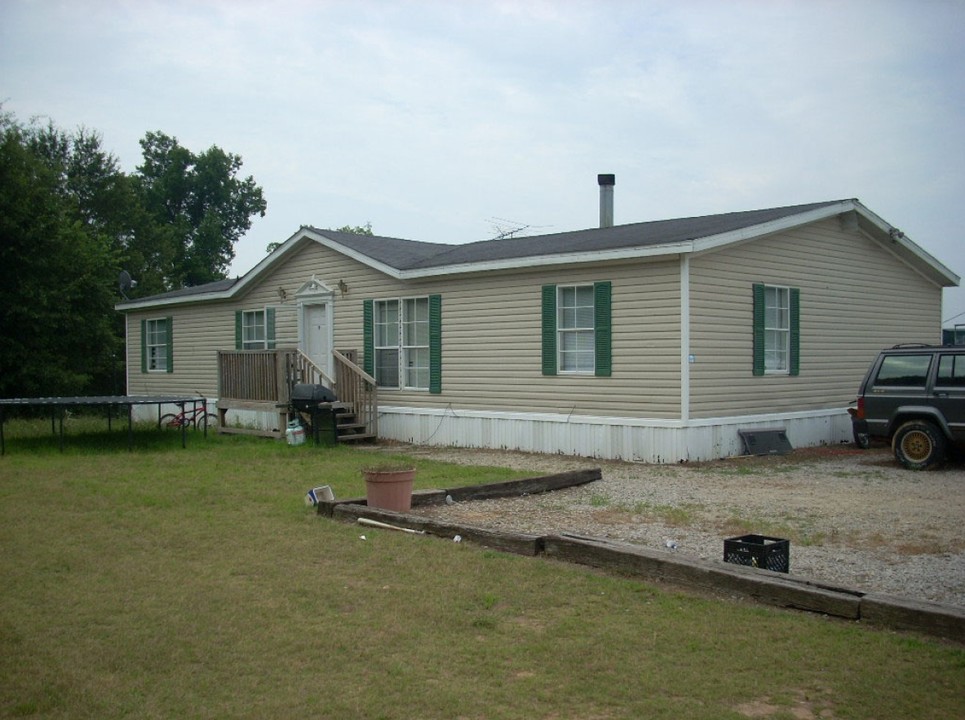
[{"x1": 892, "y1": 420, "x2": 947, "y2": 470}]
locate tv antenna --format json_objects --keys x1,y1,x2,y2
[{"x1": 487, "y1": 217, "x2": 551, "y2": 240}]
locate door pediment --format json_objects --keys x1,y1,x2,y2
[{"x1": 296, "y1": 275, "x2": 335, "y2": 300}]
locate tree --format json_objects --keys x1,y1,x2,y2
[
  {"x1": 0, "y1": 114, "x2": 123, "y2": 397},
  {"x1": 133, "y1": 132, "x2": 266, "y2": 288},
  {"x1": 0, "y1": 113, "x2": 269, "y2": 397},
  {"x1": 265, "y1": 222, "x2": 373, "y2": 254}
]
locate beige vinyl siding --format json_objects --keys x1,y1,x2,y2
[
  {"x1": 126, "y1": 305, "x2": 234, "y2": 397},
  {"x1": 229, "y1": 240, "x2": 680, "y2": 418},
  {"x1": 689, "y1": 217, "x2": 942, "y2": 418},
  {"x1": 411, "y1": 261, "x2": 681, "y2": 418},
  {"x1": 231, "y1": 240, "x2": 682, "y2": 418},
  {"x1": 125, "y1": 237, "x2": 676, "y2": 419}
]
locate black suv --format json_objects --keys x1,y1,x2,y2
[{"x1": 852, "y1": 344, "x2": 965, "y2": 469}]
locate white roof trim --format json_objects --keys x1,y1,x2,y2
[
  {"x1": 115, "y1": 286, "x2": 235, "y2": 311},
  {"x1": 850, "y1": 201, "x2": 959, "y2": 286},
  {"x1": 398, "y1": 200, "x2": 860, "y2": 279},
  {"x1": 117, "y1": 199, "x2": 958, "y2": 311},
  {"x1": 305, "y1": 229, "x2": 403, "y2": 278},
  {"x1": 398, "y1": 241, "x2": 694, "y2": 278},
  {"x1": 115, "y1": 227, "x2": 309, "y2": 311},
  {"x1": 690, "y1": 199, "x2": 855, "y2": 254}
]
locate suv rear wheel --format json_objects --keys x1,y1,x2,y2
[{"x1": 892, "y1": 420, "x2": 946, "y2": 470}]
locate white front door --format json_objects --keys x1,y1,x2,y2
[{"x1": 304, "y1": 303, "x2": 331, "y2": 378}]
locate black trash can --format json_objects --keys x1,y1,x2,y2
[{"x1": 311, "y1": 403, "x2": 338, "y2": 446}]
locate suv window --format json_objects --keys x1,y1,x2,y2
[
  {"x1": 873, "y1": 354, "x2": 932, "y2": 387},
  {"x1": 937, "y1": 354, "x2": 965, "y2": 387}
]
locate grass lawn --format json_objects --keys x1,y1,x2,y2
[{"x1": 1, "y1": 420, "x2": 964, "y2": 719}]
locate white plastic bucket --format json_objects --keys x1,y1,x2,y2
[{"x1": 305, "y1": 485, "x2": 335, "y2": 506}]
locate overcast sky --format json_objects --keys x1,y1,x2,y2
[{"x1": 3, "y1": 0, "x2": 963, "y2": 326}]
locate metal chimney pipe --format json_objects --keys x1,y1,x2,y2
[{"x1": 598, "y1": 174, "x2": 615, "y2": 228}]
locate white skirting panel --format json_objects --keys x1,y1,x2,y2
[
  {"x1": 131, "y1": 402, "x2": 280, "y2": 433},
  {"x1": 377, "y1": 406, "x2": 853, "y2": 463}
]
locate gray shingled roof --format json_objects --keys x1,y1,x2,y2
[
  {"x1": 307, "y1": 228, "x2": 447, "y2": 270},
  {"x1": 312, "y1": 200, "x2": 847, "y2": 270},
  {"x1": 122, "y1": 199, "x2": 854, "y2": 307},
  {"x1": 133, "y1": 277, "x2": 239, "y2": 302}
]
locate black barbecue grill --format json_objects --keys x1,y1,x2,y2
[
  {"x1": 290, "y1": 383, "x2": 337, "y2": 412},
  {"x1": 290, "y1": 384, "x2": 339, "y2": 445}
]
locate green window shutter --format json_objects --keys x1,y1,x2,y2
[
  {"x1": 266, "y1": 307, "x2": 276, "y2": 350},
  {"x1": 362, "y1": 300, "x2": 374, "y2": 377},
  {"x1": 429, "y1": 294, "x2": 442, "y2": 394},
  {"x1": 594, "y1": 281, "x2": 612, "y2": 377},
  {"x1": 752, "y1": 284, "x2": 765, "y2": 376},
  {"x1": 541, "y1": 285, "x2": 557, "y2": 376},
  {"x1": 165, "y1": 316, "x2": 174, "y2": 373},
  {"x1": 789, "y1": 288, "x2": 800, "y2": 376},
  {"x1": 234, "y1": 310, "x2": 243, "y2": 350},
  {"x1": 140, "y1": 319, "x2": 147, "y2": 374}
]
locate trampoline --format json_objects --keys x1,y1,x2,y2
[{"x1": 0, "y1": 395, "x2": 208, "y2": 455}]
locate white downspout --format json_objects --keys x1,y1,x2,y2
[
  {"x1": 124, "y1": 313, "x2": 130, "y2": 395},
  {"x1": 680, "y1": 255, "x2": 690, "y2": 423}
]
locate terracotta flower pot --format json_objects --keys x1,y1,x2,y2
[{"x1": 362, "y1": 466, "x2": 416, "y2": 512}]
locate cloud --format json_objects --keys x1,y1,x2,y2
[{"x1": 2, "y1": 0, "x2": 963, "y2": 318}]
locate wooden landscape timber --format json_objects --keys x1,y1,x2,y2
[
  {"x1": 442, "y1": 469, "x2": 602, "y2": 502},
  {"x1": 336, "y1": 502, "x2": 543, "y2": 556},
  {"x1": 543, "y1": 534, "x2": 862, "y2": 619},
  {"x1": 316, "y1": 468, "x2": 965, "y2": 644}
]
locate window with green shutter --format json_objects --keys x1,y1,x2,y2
[
  {"x1": 235, "y1": 308, "x2": 276, "y2": 350},
  {"x1": 594, "y1": 281, "x2": 612, "y2": 377},
  {"x1": 542, "y1": 281, "x2": 611, "y2": 376},
  {"x1": 541, "y1": 285, "x2": 557, "y2": 376},
  {"x1": 753, "y1": 283, "x2": 800, "y2": 376},
  {"x1": 363, "y1": 300, "x2": 375, "y2": 377},
  {"x1": 142, "y1": 317, "x2": 173, "y2": 373},
  {"x1": 362, "y1": 294, "x2": 441, "y2": 392},
  {"x1": 429, "y1": 294, "x2": 442, "y2": 394}
]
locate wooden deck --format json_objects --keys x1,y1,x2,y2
[{"x1": 216, "y1": 348, "x2": 377, "y2": 441}]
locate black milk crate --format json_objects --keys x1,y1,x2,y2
[{"x1": 723, "y1": 534, "x2": 789, "y2": 573}]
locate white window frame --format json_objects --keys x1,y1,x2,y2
[
  {"x1": 764, "y1": 285, "x2": 790, "y2": 374},
  {"x1": 374, "y1": 296, "x2": 430, "y2": 390},
  {"x1": 241, "y1": 309, "x2": 267, "y2": 350},
  {"x1": 146, "y1": 318, "x2": 168, "y2": 372},
  {"x1": 557, "y1": 284, "x2": 595, "y2": 374}
]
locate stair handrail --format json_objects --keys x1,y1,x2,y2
[
  {"x1": 332, "y1": 349, "x2": 378, "y2": 439},
  {"x1": 291, "y1": 349, "x2": 336, "y2": 389}
]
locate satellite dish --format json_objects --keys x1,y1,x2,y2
[{"x1": 118, "y1": 270, "x2": 137, "y2": 299}]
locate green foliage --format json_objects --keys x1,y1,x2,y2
[
  {"x1": 0, "y1": 113, "x2": 122, "y2": 397},
  {"x1": 134, "y1": 131, "x2": 266, "y2": 288},
  {"x1": 0, "y1": 109, "x2": 266, "y2": 396},
  {"x1": 333, "y1": 221, "x2": 374, "y2": 235}
]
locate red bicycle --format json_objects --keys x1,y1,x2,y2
[{"x1": 160, "y1": 400, "x2": 218, "y2": 430}]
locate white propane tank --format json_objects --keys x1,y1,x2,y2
[{"x1": 286, "y1": 420, "x2": 305, "y2": 446}]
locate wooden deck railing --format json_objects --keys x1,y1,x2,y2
[
  {"x1": 217, "y1": 349, "x2": 337, "y2": 404},
  {"x1": 217, "y1": 350, "x2": 290, "y2": 403},
  {"x1": 217, "y1": 348, "x2": 376, "y2": 440},
  {"x1": 333, "y1": 349, "x2": 378, "y2": 439}
]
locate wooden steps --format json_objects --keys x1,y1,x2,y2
[{"x1": 334, "y1": 405, "x2": 376, "y2": 444}]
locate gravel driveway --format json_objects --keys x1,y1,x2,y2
[{"x1": 402, "y1": 443, "x2": 965, "y2": 607}]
